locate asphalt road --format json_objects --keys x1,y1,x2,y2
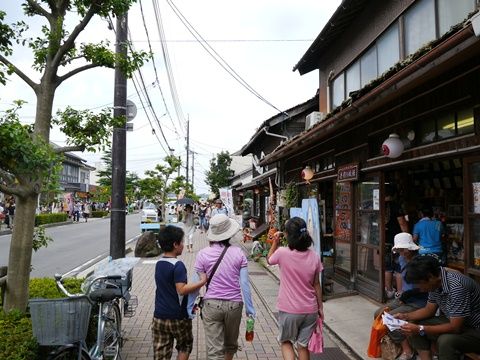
[{"x1": 0, "y1": 213, "x2": 142, "y2": 278}]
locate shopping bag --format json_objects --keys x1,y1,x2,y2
[
  {"x1": 380, "y1": 334, "x2": 401, "y2": 360},
  {"x1": 308, "y1": 318, "x2": 323, "y2": 354},
  {"x1": 367, "y1": 311, "x2": 388, "y2": 358}
]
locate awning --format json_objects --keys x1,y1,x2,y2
[{"x1": 236, "y1": 169, "x2": 276, "y2": 191}]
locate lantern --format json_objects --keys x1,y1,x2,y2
[
  {"x1": 301, "y1": 166, "x2": 314, "y2": 183},
  {"x1": 382, "y1": 134, "x2": 404, "y2": 158}
]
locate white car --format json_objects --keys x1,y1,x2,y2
[{"x1": 141, "y1": 202, "x2": 158, "y2": 223}]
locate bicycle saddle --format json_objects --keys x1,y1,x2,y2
[{"x1": 90, "y1": 288, "x2": 122, "y2": 302}]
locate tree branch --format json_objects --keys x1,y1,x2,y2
[
  {"x1": 0, "y1": 54, "x2": 38, "y2": 91},
  {"x1": 53, "y1": 145, "x2": 86, "y2": 153},
  {"x1": 52, "y1": 3, "x2": 98, "y2": 69},
  {"x1": 57, "y1": 63, "x2": 101, "y2": 83},
  {"x1": 26, "y1": 0, "x2": 52, "y2": 19},
  {"x1": 0, "y1": 183, "x2": 25, "y2": 197}
]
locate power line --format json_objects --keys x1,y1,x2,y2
[
  {"x1": 138, "y1": 0, "x2": 179, "y2": 136},
  {"x1": 129, "y1": 38, "x2": 315, "y2": 43},
  {"x1": 166, "y1": 0, "x2": 287, "y2": 115}
]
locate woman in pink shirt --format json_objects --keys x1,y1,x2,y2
[{"x1": 267, "y1": 217, "x2": 323, "y2": 360}]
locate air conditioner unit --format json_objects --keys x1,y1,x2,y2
[{"x1": 305, "y1": 111, "x2": 325, "y2": 130}]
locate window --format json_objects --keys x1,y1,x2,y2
[
  {"x1": 332, "y1": 73, "x2": 345, "y2": 109},
  {"x1": 437, "y1": 111, "x2": 456, "y2": 140},
  {"x1": 360, "y1": 46, "x2": 378, "y2": 87},
  {"x1": 438, "y1": 0, "x2": 476, "y2": 35},
  {"x1": 377, "y1": 23, "x2": 400, "y2": 75},
  {"x1": 457, "y1": 108, "x2": 475, "y2": 135},
  {"x1": 346, "y1": 61, "x2": 360, "y2": 98},
  {"x1": 404, "y1": 0, "x2": 436, "y2": 56}
]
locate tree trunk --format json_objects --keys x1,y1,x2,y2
[{"x1": 4, "y1": 193, "x2": 37, "y2": 312}]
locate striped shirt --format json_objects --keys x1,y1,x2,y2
[{"x1": 428, "y1": 267, "x2": 480, "y2": 328}]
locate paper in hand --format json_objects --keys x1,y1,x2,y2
[{"x1": 382, "y1": 311, "x2": 408, "y2": 331}]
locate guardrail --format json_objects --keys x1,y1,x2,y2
[{"x1": 0, "y1": 266, "x2": 7, "y2": 306}]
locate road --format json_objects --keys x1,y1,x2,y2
[{"x1": 0, "y1": 213, "x2": 142, "y2": 277}]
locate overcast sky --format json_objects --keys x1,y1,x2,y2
[{"x1": 1, "y1": 0, "x2": 341, "y2": 195}]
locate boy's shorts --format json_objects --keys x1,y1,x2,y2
[{"x1": 152, "y1": 317, "x2": 193, "y2": 359}]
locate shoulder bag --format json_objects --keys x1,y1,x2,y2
[{"x1": 197, "y1": 246, "x2": 228, "y2": 318}]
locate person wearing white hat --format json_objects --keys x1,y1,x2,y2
[
  {"x1": 374, "y1": 233, "x2": 427, "y2": 360},
  {"x1": 193, "y1": 214, "x2": 255, "y2": 360}
]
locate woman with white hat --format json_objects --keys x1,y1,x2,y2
[
  {"x1": 193, "y1": 214, "x2": 255, "y2": 360},
  {"x1": 374, "y1": 232, "x2": 428, "y2": 360}
]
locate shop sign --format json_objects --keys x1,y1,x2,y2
[{"x1": 337, "y1": 163, "x2": 359, "y2": 182}]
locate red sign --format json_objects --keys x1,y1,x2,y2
[{"x1": 337, "y1": 163, "x2": 359, "y2": 182}]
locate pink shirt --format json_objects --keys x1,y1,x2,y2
[
  {"x1": 268, "y1": 247, "x2": 323, "y2": 314},
  {"x1": 194, "y1": 243, "x2": 247, "y2": 302}
]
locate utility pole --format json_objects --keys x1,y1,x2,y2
[
  {"x1": 110, "y1": 12, "x2": 128, "y2": 260},
  {"x1": 191, "y1": 151, "x2": 195, "y2": 191},
  {"x1": 186, "y1": 115, "x2": 190, "y2": 185}
]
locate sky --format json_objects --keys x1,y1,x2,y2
[{"x1": 1, "y1": 0, "x2": 341, "y2": 195}]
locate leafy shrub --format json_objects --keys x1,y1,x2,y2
[
  {"x1": 91, "y1": 210, "x2": 108, "y2": 218},
  {"x1": 29, "y1": 277, "x2": 83, "y2": 299},
  {"x1": 34, "y1": 212, "x2": 68, "y2": 226},
  {"x1": 0, "y1": 309, "x2": 38, "y2": 360}
]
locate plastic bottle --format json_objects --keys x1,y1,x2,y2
[{"x1": 245, "y1": 316, "x2": 255, "y2": 342}]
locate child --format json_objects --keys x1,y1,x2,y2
[
  {"x1": 152, "y1": 225, "x2": 206, "y2": 360},
  {"x1": 267, "y1": 217, "x2": 323, "y2": 360}
]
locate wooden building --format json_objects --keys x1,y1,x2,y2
[{"x1": 260, "y1": 0, "x2": 480, "y2": 302}]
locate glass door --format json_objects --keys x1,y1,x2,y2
[
  {"x1": 355, "y1": 175, "x2": 382, "y2": 300},
  {"x1": 334, "y1": 182, "x2": 353, "y2": 278}
]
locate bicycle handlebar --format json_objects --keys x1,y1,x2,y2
[{"x1": 55, "y1": 273, "x2": 123, "y2": 298}]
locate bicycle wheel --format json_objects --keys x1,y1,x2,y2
[
  {"x1": 49, "y1": 345, "x2": 90, "y2": 360},
  {"x1": 101, "y1": 302, "x2": 122, "y2": 360}
]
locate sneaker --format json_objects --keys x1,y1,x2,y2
[
  {"x1": 385, "y1": 288, "x2": 395, "y2": 299},
  {"x1": 397, "y1": 353, "x2": 416, "y2": 360}
]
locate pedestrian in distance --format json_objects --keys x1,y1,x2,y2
[
  {"x1": 267, "y1": 217, "x2": 323, "y2": 360},
  {"x1": 198, "y1": 202, "x2": 210, "y2": 233},
  {"x1": 396, "y1": 255, "x2": 480, "y2": 360},
  {"x1": 193, "y1": 214, "x2": 255, "y2": 360},
  {"x1": 210, "y1": 198, "x2": 228, "y2": 217},
  {"x1": 182, "y1": 204, "x2": 196, "y2": 253},
  {"x1": 152, "y1": 225, "x2": 207, "y2": 360},
  {"x1": 83, "y1": 202, "x2": 91, "y2": 222}
]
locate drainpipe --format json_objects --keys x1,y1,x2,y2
[{"x1": 263, "y1": 127, "x2": 288, "y2": 141}]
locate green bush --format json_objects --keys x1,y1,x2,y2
[
  {"x1": 34, "y1": 212, "x2": 68, "y2": 226},
  {"x1": 91, "y1": 210, "x2": 108, "y2": 218},
  {"x1": 0, "y1": 310, "x2": 38, "y2": 360},
  {"x1": 29, "y1": 277, "x2": 83, "y2": 299}
]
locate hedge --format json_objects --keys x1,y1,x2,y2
[
  {"x1": 91, "y1": 210, "x2": 108, "y2": 218},
  {"x1": 0, "y1": 278, "x2": 85, "y2": 360},
  {"x1": 34, "y1": 212, "x2": 68, "y2": 226}
]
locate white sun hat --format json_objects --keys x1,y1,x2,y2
[
  {"x1": 392, "y1": 232, "x2": 420, "y2": 252},
  {"x1": 207, "y1": 214, "x2": 240, "y2": 242}
]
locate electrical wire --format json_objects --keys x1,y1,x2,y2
[
  {"x1": 138, "y1": 0, "x2": 179, "y2": 136},
  {"x1": 166, "y1": 0, "x2": 287, "y2": 116}
]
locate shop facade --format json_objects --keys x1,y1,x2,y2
[{"x1": 260, "y1": 1, "x2": 480, "y2": 302}]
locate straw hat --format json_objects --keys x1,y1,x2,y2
[
  {"x1": 392, "y1": 232, "x2": 419, "y2": 252},
  {"x1": 207, "y1": 214, "x2": 240, "y2": 242}
]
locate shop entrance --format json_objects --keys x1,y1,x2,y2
[{"x1": 385, "y1": 157, "x2": 464, "y2": 271}]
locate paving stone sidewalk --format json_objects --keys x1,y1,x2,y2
[{"x1": 121, "y1": 229, "x2": 354, "y2": 360}]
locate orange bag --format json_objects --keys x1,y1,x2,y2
[{"x1": 367, "y1": 311, "x2": 388, "y2": 358}]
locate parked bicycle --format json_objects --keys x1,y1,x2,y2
[{"x1": 30, "y1": 268, "x2": 138, "y2": 360}]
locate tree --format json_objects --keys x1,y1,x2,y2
[
  {"x1": 0, "y1": 2, "x2": 149, "y2": 312},
  {"x1": 137, "y1": 155, "x2": 182, "y2": 217},
  {"x1": 205, "y1": 151, "x2": 234, "y2": 196}
]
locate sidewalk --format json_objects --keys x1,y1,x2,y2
[{"x1": 121, "y1": 229, "x2": 368, "y2": 359}]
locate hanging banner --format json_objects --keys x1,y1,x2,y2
[{"x1": 219, "y1": 188, "x2": 235, "y2": 217}]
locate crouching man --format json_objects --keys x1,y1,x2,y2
[{"x1": 396, "y1": 255, "x2": 480, "y2": 360}]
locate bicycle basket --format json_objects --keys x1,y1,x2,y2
[{"x1": 29, "y1": 296, "x2": 92, "y2": 346}]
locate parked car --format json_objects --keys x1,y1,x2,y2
[{"x1": 141, "y1": 201, "x2": 158, "y2": 223}]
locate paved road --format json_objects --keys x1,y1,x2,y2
[{"x1": 0, "y1": 213, "x2": 142, "y2": 277}]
